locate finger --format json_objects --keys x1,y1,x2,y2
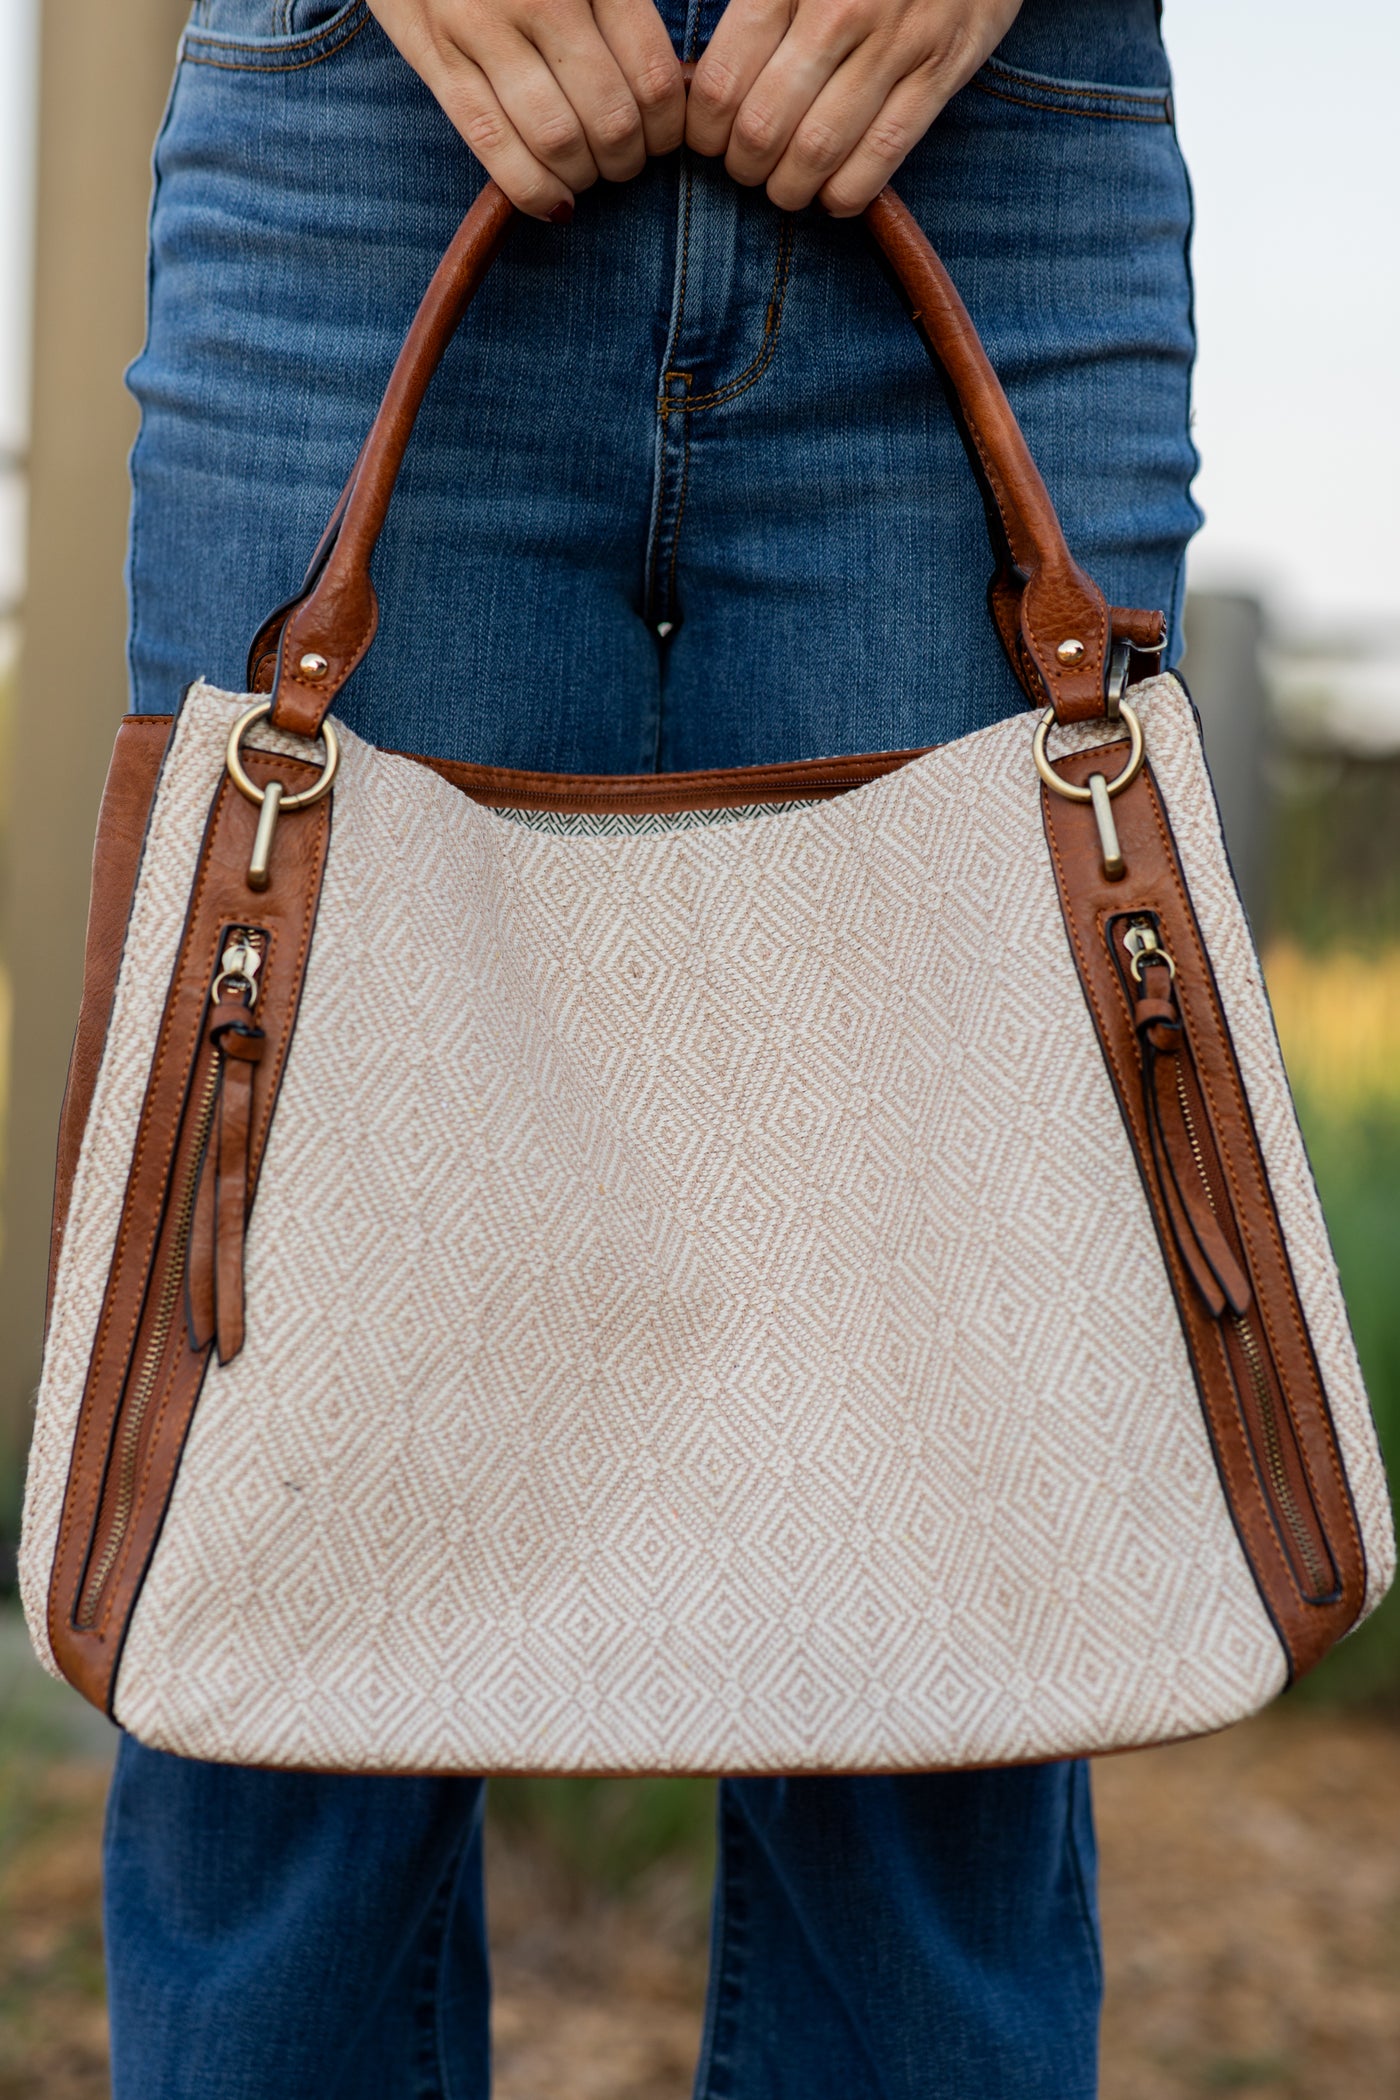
[
  {"x1": 424, "y1": 46, "x2": 579, "y2": 217},
  {"x1": 593, "y1": 0, "x2": 686, "y2": 157},
  {"x1": 473, "y1": 27, "x2": 604, "y2": 191},
  {"x1": 685, "y1": 0, "x2": 791, "y2": 159},
  {"x1": 764, "y1": 43, "x2": 899, "y2": 210},
  {"x1": 817, "y1": 65, "x2": 945, "y2": 216},
  {"x1": 517, "y1": 1, "x2": 649, "y2": 182},
  {"x1": 722, "y1": 6, "x2": 875, "y2": 189}
]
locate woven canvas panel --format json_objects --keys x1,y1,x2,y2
[{"x1": 24, "y1": 677, "x2": 1392, "y2": 1771}]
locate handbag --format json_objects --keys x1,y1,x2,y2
[{"x1": 22, "y1": 183, "x2": 1393, "y2": 1776}]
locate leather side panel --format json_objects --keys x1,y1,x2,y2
[
  {"x1": 1042, "y1": 744, "x2": 1367, "y2": 1678},
  {"x1": 47, "y1": 749, "x2": 331, "y2": 1712},
  {"x1": 48, "y1": 717, "x2": 175, "y2": 1323}
]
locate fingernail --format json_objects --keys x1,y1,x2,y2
[{"x1": 547, "y1": 200, "x2": 574, "y2": 225}]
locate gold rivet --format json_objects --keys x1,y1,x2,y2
[
  {"x1": 298, "y1": 651, "x2": 329, "y2": 681},
  {"x1": 1056, "y1": 638, "x2": 1086, "y2": 666}
]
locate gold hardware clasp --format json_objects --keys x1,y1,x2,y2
[
  {"x1": 212, "y1": 928, "x2": 266, "y2": 1005},
  {"x1": 1124, "y1": 918, "x2": 1177, "y2": 982},
  {"x1": 225, "y1": 699, "x2": 340, "y2": 892},
  {"x1": 1032, "y1": 698, "x2": 1144, "y2": 881},
  {"x1": 1087, "y1": 772, "x2": 1124, "y2": 880}
]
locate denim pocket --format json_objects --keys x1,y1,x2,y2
[
  {"x1": 971, "y1": 55, "x2": 1171, "y2": 124},
  {"x1": 182, "y1": 0, "x2": 367, "y2": 71}
]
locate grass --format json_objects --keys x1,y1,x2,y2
[
  {"x1": 1262, "y1": 929, "x2": 1400, "y2": 1705},
  {"x1": 1283, "y1": 1092, "x2": 1400, "y2": 1704},
  {"x1": 488, "y1": 1775, "x2": 716, "y2": 1893}
]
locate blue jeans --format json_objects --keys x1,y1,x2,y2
[{"x1": 110, "y1": 0, "x2": 1196, "y2": 2092}]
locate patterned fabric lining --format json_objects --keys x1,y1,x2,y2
[{"x1": 489, "y1": 799, "x2": 822, "y2": 837}]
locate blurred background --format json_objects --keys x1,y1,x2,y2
[{"x1": 0, "y1": 2, "x2": 1397, "y2": 2095}]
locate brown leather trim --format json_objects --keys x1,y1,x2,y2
[
  {"x1": 47, "y1": 749, "x2": 331, "y2": 1713},
  {"x1": 48, "y1": 716, "x2": 175, "y2": 1325},
  {"x1": 1042, "y1": 742, "x2": 1366, "y2": 1680},
  {"x1": 411, "y1": 745, "x2": 927, "y2": 811}
]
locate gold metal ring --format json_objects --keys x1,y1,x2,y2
[
  {"x1": 1031, "y1": 698, "x2": 1144, "y2": 803},
  {"x1": 225, "y1": 699, "x2": 340, "y2": 810}
]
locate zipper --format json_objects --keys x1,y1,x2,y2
[
  {"x1": 74, "y1": 928, "x2": 267, "y2": 1631},
  {"x1": 1232, "y1": 1298, "x2": 1331, "y2": 1597},
  {"x1": 1166, "y1": 1045, "x2": 1331, "y2": 1595},
  {"x1": 1118, "y1": 914, "x2": 1334, "y2": 1602}
]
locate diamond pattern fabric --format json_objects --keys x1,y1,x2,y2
[{"x1": 23, "y1": 677, "x2": 1393, "y2": 1772}]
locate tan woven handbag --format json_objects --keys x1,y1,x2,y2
[{"x1": 22, "y1": 185, "x2": 1393, "y2": 1776}]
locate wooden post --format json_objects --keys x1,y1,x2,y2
[
  {"x1": 1182, "y1": 591, "x2": 1274, "y2": 939},
  {"x1": 0, "y1": 0, "x2": 188, "y2": 1515}
]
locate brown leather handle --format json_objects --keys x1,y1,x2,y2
[{"x1": 262, "y1": 182, "x2": 1162, "y2": 739}]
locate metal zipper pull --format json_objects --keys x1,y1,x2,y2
[
  {"x1": 187, "y1": 928, "x2": 267, "y2": 1358},
  {"x1": 213, "y1": 930, "x2": 265, "y2": 1006},
  {"x1": 1126, "y1": 916, "x2": 1252, "y2": 1319}
]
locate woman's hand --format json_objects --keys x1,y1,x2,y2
[
  {"x1": 367, "y1": 0, "x2": 686, "y2": 220},
  {"x1": 686, "y1": 0, "x2": 1022, "y2": 215}
]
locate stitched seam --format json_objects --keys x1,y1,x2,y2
[
  {"x1": 182, "y1": 10, "x2": 367, "y2": 72},
  {"x1": 1042, "y1": 769, "x2": 1290, "y2": 1590},
  {"x1": 1064, "y1": 1764, "x2": 1103, "y2": 1996},
  {"x1": 93, "y1": 1302, "x2": 191, "y2": 1642},
  {"x1": 970, "y1": 80, "x2": 1170, "y2": 123},
  {"x1": 660, "y1": 216, "x2": 795, "y2": 416},
  {"x1": 419, "y1": 1815, "x2": 478, "y2": 2100},
  {"x1": 182, "y1": 0, "x2": 364, "y2": 55},
  {"x1": 695, "y1": 1790, "x2": 747, "y2": 2100},
  {"x1": 1132, "y1": 769, "x2": 1362, "y2": 1574},
  {"x1": 665, "y1": 384, "x2": 693, "y2": 625},
  {"x1": 424, "y1": 755, "x2": 923, "y2": 799},
  {"x1": 954, "y1": 408, "x2": 1050, "y2": 704},
  {"x1": 645, "y1": 162, "x2": 693, "y2": 622},
  {"x1": 979, "y1": 57, "x2": 1170, "y2": 106},
  {"x1": 1209, "y1": 1296, "x2": 1330, "y2": 1599},
  {"x1": 960, "y1": 417, "x2": 1025, "y2": 594}
]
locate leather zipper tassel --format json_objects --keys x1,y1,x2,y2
[
  {"x1": 1120, "y1": 916, "x2": 1334, "y2": 1602},
  {"x1": 74, "y1": 1056, "x2": 221, "y2": 1628},
  {"x1": 209, "y1": 1003, "x2": 265, "y2": 1363},
  {"x1": 75, "y1": 928, "x2": 267, "y2": 1631},
  {"x1": 1138, "y1": 998, "x2": 1251, "y2": 1319}
]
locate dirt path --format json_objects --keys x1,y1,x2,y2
[
  {"x1": 2, "y1": 1710, "x2": 1396, "y2": 2098},
  {"x1": 1094, "y1": 1709, "x2": 1400, "y2": 2097}
]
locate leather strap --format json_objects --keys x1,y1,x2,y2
[
  {"x1": 863, "y1": 190, "x2": 1147, "y2": 722},
  {"x1": 259, "y1": 184, "x2": 1162, "y2": 738}
]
